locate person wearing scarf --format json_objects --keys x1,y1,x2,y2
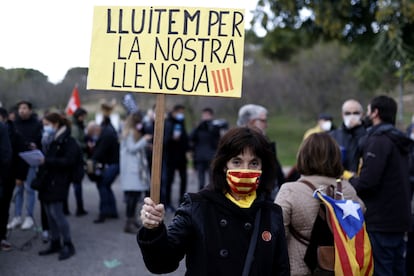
[{"x1": 137, "y1": 127, "x2": 290, "y2": 275}]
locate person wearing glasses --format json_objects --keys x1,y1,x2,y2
[
  {"x1": 330, "y1": 99, "x2": 367, "y2": 176},
  {"x1": 237, "y1": 104, "x2": 285, "y2": 197}
]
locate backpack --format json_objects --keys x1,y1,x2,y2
[
  {"x1": 290, "y1": 179, "x2": 374, "y2": 276},
  {"x1": 289, "y1": 179, "x2": 342, "y2": 275}
]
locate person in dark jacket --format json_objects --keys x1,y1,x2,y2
[
  {"x1": 0, "y1": 110, "x2": 13, "y2": 251},
  {"x1": 7, "y1": 100, "x2": 43, "y2": 231},
  {"x1": 406, "y1": 127, "x2": 414, "y2": 276},
  {"x1": 330, "y1": 99, "x2": 367, "y2": 174},
  {"x1": 349, "y1": 95, "x2": 413, "y2": 276},
  {"x1": 189, "y1": 107, "x2": 221, "y2": 190},
  {"x1": 0, "y1": 108, "x2": 28, "y2": 251},
  {"x1": 0, "y1": 114, "x2": 12, "y2": 191},
  {"x1": 161, "y1": 104, "x2": 189, "y2": 211},
  {"x1": 237, "y1": 104, "x2": 285, "y2": 198},
  {"x1": 137, "y1": 127, "x2": 290, "y2": 275},
  {"x1": 68, "y1": 107, "x2": 88, "y2": 216},
  {"x1": 91, "y1": 116, "x2": 120, "y2": 223},
  {"x1": 37, "y1": 112, "x2": 78, "y2": 261}
]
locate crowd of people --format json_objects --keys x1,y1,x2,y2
[
  {"x1": 1, "y1": 95, "x2": 414, "y2": 275},
  {"x1": 0, "y1": 99, "x2": 226, "y2": 261}
]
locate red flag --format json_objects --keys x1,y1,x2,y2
[{"x1": 65, "y1": 85, "x2": 81, "y2": 116}]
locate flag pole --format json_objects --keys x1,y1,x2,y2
[{"x1": 150, "y1": 94, "x2": 166, "y2": 204}]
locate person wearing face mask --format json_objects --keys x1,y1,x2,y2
[
  {"x1": 36, "y1": 112, "x2": 80, "y2": 261},
  {"x1": 303, "y1": 113, "x2": 334, "y2": 140},
  {"x1": 189, "y1": 107, "x2": 221, "y2": 191},
  {"x1": 137, "y1": 127, "x2": 290, "y2": 275},
  {"x1": 119, "y1": 112, "x2": 152, "y2": 234},
  {"x1": 330, "y1": 99, "x2": 367, "y2": 175},
  {"x1": 348, "y1": 96, "x2": 413, "y2": 275},
  {"x1": 160, "y1": 104, "x2": 190, "y2": 212}
]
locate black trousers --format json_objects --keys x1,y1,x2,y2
[{"x1": 0, "y1": 176, "x2": 15, "y2": 240}]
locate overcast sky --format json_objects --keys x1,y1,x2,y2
[{"x1": 0, "y1": 0, "x2": 258, "y2": 84}]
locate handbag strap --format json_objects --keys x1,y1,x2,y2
[
  {"x1": 288, "y1": 180, "x2": 316, "y2": 246},
  {"x1": 288, "y1": 179, "x2": 343, "y2": 245},
  {"x1": 301, "y1": 179, "x2": 343, "y2": 199},
  {"x1": 242, "y1": 209, "x2": 262, "y2": 276}
]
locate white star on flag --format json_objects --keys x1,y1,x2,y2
[{"x1": 336, "y1": 200, "x2": 361, "y2": 220}]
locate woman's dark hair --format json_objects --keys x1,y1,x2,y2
[
  {"x1": 208, "y1": 127, "x2": 277, "y2": 196},
  {"x1": 125, "y1": 111, "x2": 143, "y2": 132},
  {"x1": 44, "y1": 112, "x2": 71, "y2": 128},
  {"x1": 130, "y1": 111, "x2": 143, "y2": 125},
  {"x1": 296, "y1": 132, "x2": 343, "y2": 178}
]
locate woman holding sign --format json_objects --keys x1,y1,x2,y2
[{"x1": 137, "y1": 127, "x2": 290, "y2": 275}]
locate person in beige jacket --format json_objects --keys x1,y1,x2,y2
[{"x1": 275, "y1": 132, "x2": 365, "y2": 276}]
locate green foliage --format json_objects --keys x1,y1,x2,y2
[{"x1": 253, "y1": 0, "x2": 414, "y2": 92}]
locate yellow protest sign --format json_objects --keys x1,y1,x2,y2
[{"x1": 87, "y1": 6, "x2": 245, "y2": 98}]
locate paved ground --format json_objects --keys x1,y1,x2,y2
[{"x1": 1, "y1": 170, "x2": 200, "y2": 276}]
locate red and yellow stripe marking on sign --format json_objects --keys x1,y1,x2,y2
[{"x1": 211, "y1": 68, "x2": 234, "y2": 93}]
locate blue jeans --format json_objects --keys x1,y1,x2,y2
[
  {"x1": 14, "y1": 166, "x2": 37, "y2": 217},
  {"x1": 96, "y1": 164, "x2": 119, "y2": 216},
  {"x1": 368, "y1": 231, "x2": 406, "y2": 276},
  {"x1": 72, "y1": 181, "x2": 85, "y2": 210},
  {"x1": 44, "y1": 201, "x2": 71, "y2": 243}
]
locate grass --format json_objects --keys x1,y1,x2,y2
[{"x1": 266, "y1": 115, "x2": 312, "y2": 167}]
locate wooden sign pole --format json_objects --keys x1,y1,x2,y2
[{"x1": 150, "y1": 94, "x2": 166, "y2": 204}]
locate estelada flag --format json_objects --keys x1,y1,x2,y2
[
  {"x1": 65, "y1": 85, "x2": 81, "y2": 116},
  {"x1": 314, "y1": 191, "x2": 374, "y2": 276}
]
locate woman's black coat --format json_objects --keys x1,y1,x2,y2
[
  {"x1": 38, "y1": 127, "x2": 78, "y2": 202},
  {"x1": 137, "y1": 190, "x2": 290, "y2": 276}
]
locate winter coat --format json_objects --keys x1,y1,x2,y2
[
  {"x1": 92, "y1": 125, "x2": 119, "y2": 165},
  {"x1": 38, "y1": 126, "x2": 79, "y2": 202},
  {"x1": 71, "y1": 141, "x2": 85, "y2": 184},
  {"x1": 71, "y1": 117, "x2": 86, "y2": 153},
  {"x1": 189, "y1": 120, "x2": 220, "y2": 162},
  {"x1": 275, "y1": 175, "x2": 364, "y2": 276},
  {"x1": 120, "y1": 133, "x2": 150, "y2": 192},
  {"x1": 14, "y1": 114, "x2": 43, "y2": 150},
  {"x1": 0, "y1": 122, "x2": 12, "y2": 186},
  {"x1": 350, "y1": 123, "x2": 413, "y2": 232},
  {"x1": 5, "y1": 120, "x2": 29, "y2": 182},
  {"x1": 163, "y1": 114, "x2": 189, "y2": 165},
  {"x1": 137, "y1": 190, "x2": 290, "y2": 276},
  {"x1": 330, "y1": 123, "x2": 366, "y2": 172}
]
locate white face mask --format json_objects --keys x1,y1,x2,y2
[
  {"x1": 320, "y1": 121, "x2": 332, "y2": 131},
  {"x1": 43, "y1": 125, "x2": 55, "y2": 135},
  {"x1": 343, "y1": 114, "x2": 361, "y2": 129}
]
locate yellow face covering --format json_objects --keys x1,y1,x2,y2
[{"x1": 225, "y1": 191, "x2": 257, "y2": 208}]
